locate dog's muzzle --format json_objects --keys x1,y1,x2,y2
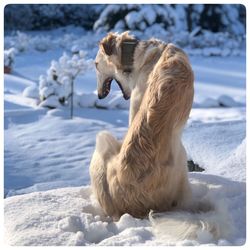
[{"x1": 98, "y1": 78, "x2": 130, "y2": 100}]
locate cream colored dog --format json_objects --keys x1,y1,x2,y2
[
  {"x1": 89, "y1": 33, "x2": 233, "y2": 242},
  {"x1": 90, "y1": 32, "x2": 194, "y2": 219}
]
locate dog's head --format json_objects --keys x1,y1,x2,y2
[{"x1": 95, "y1": 32, "x2": 138, "y2": 100}]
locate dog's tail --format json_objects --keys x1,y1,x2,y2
[{"x1": 149, "y1": 198, "x2": 234, "y2": 244}]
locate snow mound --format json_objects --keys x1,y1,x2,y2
[
  {"x1": 220, "y1": 139, "x2": 246, "y2": 181},
  {"x1": 183, "y1": 120, "x2": 246, "y2": 182},
  {"x1": 218, "y1": 95, "x2": 241, "y2": 107},
  {"x1": 199, "y1": 97, "x2": 220, "y2": 108},
  {"x1": 23, "y1": 85, "x2": 39, "y2": 99},
  {"x1": 78, "y1": 93, "x2": 97, "y2": 107},
  {"x1": 197, "y1": 95, "x2": 243, "y2": 108},
  {"x1": 4, "y1": 74, "x2": 36, "y2": 94},
  {"x1": 4, "y1": 174, "x2": 245, "y2": 246}
]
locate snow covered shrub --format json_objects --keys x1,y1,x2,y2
[
  {"x1": 93, "y1": 5, "x2": 139, "y2": 32},
  {"x1": 31, "y1": 35, "x2": 52, "y2": 52},
  {"x1": 94, "y1": 4, "x2": 179, "y2": 34},
  {"x1": 196, "y1": 4, "x2": 245, "y2": 36},
  {"x1": 14, "y1": 31, "x2": 30, "y2": 52},
  {"x1": 94, "y1": 4, "x2": 245, "y2": 37},
  {"x1": 39, "y1": 50, "x2": 91, "y2": 109},
  {"x1": 4, "y1": 48, "x2": 16, "y2": 74}
]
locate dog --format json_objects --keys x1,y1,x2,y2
[
  {"x1": 90, "y1": 32, "x2": 231, "y2": 241},
  {"x1": 91, "y1": 31, "x2": 194, "y2": 218}
]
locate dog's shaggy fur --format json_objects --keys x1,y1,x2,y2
[{"x1": 90, "y1": 32, "x2": 194, "y2": 219}]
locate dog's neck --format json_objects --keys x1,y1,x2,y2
[
  {"x1": 127, "y1": 41, "x2": 167, "y2": 91},
  {"x1": 121, "y1": 39, "x2": 139, "y2": 73}
]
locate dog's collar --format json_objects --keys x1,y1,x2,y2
[{"x1": 121, "y1": 39, "x2": 139, "y2": 73}]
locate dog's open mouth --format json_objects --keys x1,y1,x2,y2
[
  {"x1": 98, "y1": 78, "x2": 130, "y2": 100},
  {"x1": 98, "y1": 78, "x2": 113, "y2": 99}
]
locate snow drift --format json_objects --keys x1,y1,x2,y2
[{"x1": 4, "y1": 174, "x2": 245, "y2": 246}]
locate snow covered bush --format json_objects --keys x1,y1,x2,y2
[
  {"x1": 93, "y1": 5, "x2": 138, "y2": 32},
  {"x1": 94, "y1": 4, "x2": 245, "y2": 37},
  {"x1": 12, "y1": 31, "x2": 30, "y2": 52},
  {"x1": 4, "y1": 48, "x2": 16, "y2": 74},
  {"x1": 31, "y1": 35, "x2": 53, "y2": 52},
  {"x1": 94, "y1": 5, "x2": 175, "y2": 33},
  {"x1": 39, "y1": 50, "x2": 92, "y2": 109}
]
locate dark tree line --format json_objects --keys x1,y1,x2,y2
[{"x1": 4, "y1": 4, "x2": 246, "y2": 36}]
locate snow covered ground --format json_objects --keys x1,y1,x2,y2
[{"x1": 4, "y1": 29, "x2": 246, "y2": 246}]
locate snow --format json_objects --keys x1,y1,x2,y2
[
  {"x1": 4, "y1": 74, "x2": 35, "y2": 94},
  {"x1": 5, "y1": 186, "x2": 149, "y2": 246},
  {"x1": 141, "y1": 6, "x2": 157, "y2": 25},
  {"x1": 125, "y1": 6, "x2": 158, "y2": 31},
  {"x1": 39, "y1": 95, "x2": 62, "y2": 108},
  {"x1": 23, "y1": 85, "x2": 39, "y2": 99},
  {"x1": 218, "y1": 95, "x2": 241, "y2": 107},
  {"x1": 4, "y1": 174, "x2": 245, "y2": 246},
  {"x1": 4, "y1": 27, "x2": 246, "y2": 246},
  {"x1": 78, "y1": 93, "x2": 97, "y2": 108},
  {"x1": 125, "y1": 11, "x2": 140, "y2": 30},
  {"x1": 183, "y1": 120, "x2": 246, "y2": 182}
]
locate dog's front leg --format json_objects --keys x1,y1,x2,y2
[{"x1": 90, "y1": 131, "x2": 121, "y2": 217}]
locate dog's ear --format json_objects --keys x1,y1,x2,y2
[{"x1": 100, "y1": 33, "x2": 117, "y2": 56}]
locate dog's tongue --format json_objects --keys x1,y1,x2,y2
[{"x1": 104, "y1": 78, "x2": 112, "y2": 94}]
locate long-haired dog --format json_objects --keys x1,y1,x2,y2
[{"x1": 89, "y1": 32, "x2": 232, "y2": 242}]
